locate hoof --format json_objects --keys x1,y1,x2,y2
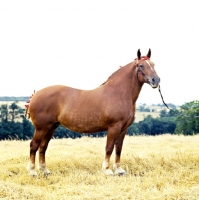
[
  {"x1": 113, "y1": 164, "x2": 126, "y2": 176},
  {"x1": 41, "y1": 168, "x2": 51, "y2": 175},
  {"x1": 114, "y1": 168, "x2": 126, "y2": 176},
  {"x1": 28, "y1": 170, "x2": 38, "y2": 177},
  {"x1": 38, "y1": 165, "x2": 51, "y2": 175},
  {"x1": 102, "y1": 168, "x2": 114, "y2": 176}
]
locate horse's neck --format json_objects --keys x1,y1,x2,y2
[{"x1": 131, "y1": 77, "x2": 143, "y2": 104}]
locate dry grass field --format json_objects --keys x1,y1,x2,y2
[{"x1": 0, "y1": 135, "x2": 199, "y2": 200}]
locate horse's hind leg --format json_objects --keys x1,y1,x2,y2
[
  {"x1": 27, "y1": 129, "x2": 48, "y2": 176},
  {"x1": 38, "y1": 123, "x2": 59, "y2": 175},
  {"x1": 113, "y1": 128, "x2": 127, "y2": 175}
]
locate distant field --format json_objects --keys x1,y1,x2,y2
[
  {"x1": 134, "y1": 111, "x2": 160, "y2": 122},
  {"x1": 0, "y1": 135, "x2": 199, "y2": 199}
]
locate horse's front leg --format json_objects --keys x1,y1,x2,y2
[
  {"x1": 102, "y1": 124, "x2": 121, "y2": 175},
  {"x1": 113, "y1": 128, "x2": 127, "y2": 175}
]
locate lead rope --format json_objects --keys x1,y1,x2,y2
[{"x1": 158, "y1": 85, "x2": 170, "y2": 110}]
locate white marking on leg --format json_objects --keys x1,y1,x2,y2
[
  {"x1": 26, "y1": 161, "x2": 38, "y2": 176},
  {"x1": 113, "y1": 163, "x2": 126, "y2": 175},
  {"x1": 38, "y1": 162, "x2": 50, "y2": 175},
  {"x1": 102, "y1": 161, "x2": 114, "y2": 175}
]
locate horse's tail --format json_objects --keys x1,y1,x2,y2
[{"x1": 24, "y1": 90, "x2": 35, "y2": 119}]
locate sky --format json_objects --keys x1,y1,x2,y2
[{"x1": 0, "y1": 0, "x2": 198, "y2": 105}]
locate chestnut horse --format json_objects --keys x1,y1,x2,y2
[{"x1": 26, "y1": 49, "x2": 160, "y2": 176}]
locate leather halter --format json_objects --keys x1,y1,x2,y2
[{"x1": 135, "y1": 56, "x2": 151, "y2": 85}]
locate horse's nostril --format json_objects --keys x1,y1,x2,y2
[{"x1": 152, "y1": 77, "x2": 156, "y2": 83}]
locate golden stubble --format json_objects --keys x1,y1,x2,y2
[{"x1": 0, "y1": 135, "x2": 199, "y2": 200}]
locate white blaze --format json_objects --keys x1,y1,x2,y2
[{"x1": 146, "y1": 60, "x2": 154, "y2": 71}]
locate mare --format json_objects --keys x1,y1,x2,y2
[{"x1": 26, "y1": 49, "x2": 160, "y2": 176}]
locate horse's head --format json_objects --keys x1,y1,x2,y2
[{"x1": 135, "y1": 49, "x2": 160, "y2": 88}]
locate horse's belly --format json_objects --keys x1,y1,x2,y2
[
  {"x1": 67, "y1": 125, "x2": 106, "y2": 134},
  {"x1": 60, "y1": 114, "x2": 108, "y2": 133}
]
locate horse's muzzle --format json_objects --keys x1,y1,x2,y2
[{"x1": 149, "y1": 77, "x2": 160, "y2": 88}]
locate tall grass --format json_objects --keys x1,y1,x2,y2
[{"x1": 0, "y1": 135, "x2": 199, "y2": 200}]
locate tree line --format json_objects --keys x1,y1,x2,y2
[{"x1": 0, "y1": 100, "x2": 198, "y2": 140}]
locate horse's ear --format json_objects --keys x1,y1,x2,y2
[
  {"x1": 147, "y1": 48, "x2": 151, "y2": 58},
  {"x1": 137, "y1": 49, "x2": 141, "y2": 60}
]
